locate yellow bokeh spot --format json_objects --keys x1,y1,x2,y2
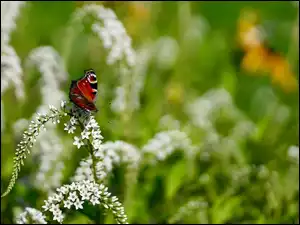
[{"x1": 165, "y1": 82, "x2": 185, "y2": 105}]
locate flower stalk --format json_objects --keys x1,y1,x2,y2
[{"x1": 77, "y1": 119, "x2": 100, "y2": 183}]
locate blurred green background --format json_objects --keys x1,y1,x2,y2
[{"x1": 1, "y1": 1, "x2": 299, "y2": 224}]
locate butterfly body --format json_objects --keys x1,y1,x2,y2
[{"x1": 69, "y1": 69, "x2": 98, "y2": 112}]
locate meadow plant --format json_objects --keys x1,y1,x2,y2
[
  {"x1": 41, "y1": 180, "x2": 128, "y2": 223},
  {"x1": 2, "y1": 102, "x2": 129, "y2": 224}
]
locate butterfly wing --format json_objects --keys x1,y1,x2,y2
[
  {"x1": 77, "y1": 71, "x2": 98, "y2": 103},
  {"x1": 69, "y1": 80, "x2": 98, "y2": 112}
]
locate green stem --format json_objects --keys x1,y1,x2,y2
[{"x1": 78, "y1": 119, "x2": 99, "y2": 184}]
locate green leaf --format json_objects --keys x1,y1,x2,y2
[
  {"x1": 165, "y1": 160, "x2": 187, "y2": 200},
  {"x1": 211, "y1": 196, "x2": 242, "y2": 224}
]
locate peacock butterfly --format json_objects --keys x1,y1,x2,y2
[{"x1": 69, "y1": 69, "x2": 98, "y2": 112}]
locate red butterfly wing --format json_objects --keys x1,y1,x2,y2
[
  {"x1": 77, "y1": 75, "x2": 97, "y2": 103},
  {"x1": 69, "y1": 81, "x2": 98, "y2": 112}
]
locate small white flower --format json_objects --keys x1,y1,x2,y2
[
  {"x1": 53, "y1": 211, "x2": 64, "y2": 223},
  {"x1": 68, "y1": 191, "x2": 78, "y2": 202},
  {"x1": 70, "y1": 117, "x2": 78, "y2": 125},
  {"x1": 80, "y1": 189, "x2": 92, "y2": 200},
  {"x1": 74, "y1": 199, "x2": 84, "y2": 210},
  {"x1": 64, "y1": 122, "x2": 76, "y2": 134},
  {"x1": 93, "y1": 188, "x2": 102, "y2": 198},
  {"x1": 42, "y1": 200, "x2": 51, "y2": 211},
  {"x1": 92, "y1": 130, "x2": 102, "y2": 139},
  {"x1": 77, "y1": 183, "x2": 85, "y2": 193},
  {"x1": 49, "y1": 204, "x2": 60, "y2": 213},
  {"x1": 99, "y1": 184, "x2": 105, "y2": 190},
  {"x1": 88, "y1": 118, "x2": 98, "y2": 128},
  {"x1": 47, "y1": 195, "x2": 55, "y2": 204},
  {"x1": 61, "y1": 100, "x2": 66, "y2": 109},
  {"x1": 90, "y1": 195, "x2": 100, "y2": 205},
  {"x1": 92, "y1": 139, "x2": 102, "y2": 149},
  {"x1": 81, "y1": 130, "x2": 91, "y2": 140},
  {"x1": 85, "y1": 179, "x2": 96, "y2": 190},
  {"x1": 53, "y1": 193, "x2": 64, "y2": 202},
  {"x1": 57, "y1": 186, "x2": 69, "y2": 194},
  {"x1": 69, "y1": 182, "x2": 77, "y2": 190},
  {"x1": 63, "y1": 199, "x2": 73, "y2": 209},
  {"x1": 73, "y1": 136, "x2": 84, "y2": 149}
]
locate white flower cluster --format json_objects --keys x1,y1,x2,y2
[
  {"x1": 1, "y1": 1, "x2": 25, "y2": 100},
  {"x1": 42, "y1": 180, "x2": 128, "y2": 224},
  {"x1": 64, "y1": 115, "x2": 107, "y2": 181},
  {"x1": 72, "y1": 157, "x2": 96, "y2": 181},
  {"x1": 111, "y1": 44, "x2": 153, "y2": 113},
  {"x1": 72, "y1": 140, "x2": 140, "y2": 182},
  {"x1": 169, "y1": 199, "x2": 208, "y2": 224},
  {"x1": 64, "y1": 116, "x2": 78, "y2": 134},
  {"x1": 185, "y1": 88, "x2": 236, "y2": 131},
  {"x1": 26, "y1": 46, "x2": 68, "y2": 114},
  {"x1": 1, "y1": 45, "x2": 24, "y2": 100},
  {"x1": 97, "y1": 141, "x2": 140, "y2": 175},
  {"x1": 16, "y1": 207, "x2": 47, "y2": 224},
  {"x1": 1, "y1": 1, "x2": 25, "y2": 45},
  {"x1": 142, "y1": 130, "x2": 195, "y2": 163},
  {"x1": 1, "y1": 105, "x2": 66, "y2": 197},
  {"x1": 185, "y1": 88, "x2": 256, "y2": 161},
  {"x1": 110, "y1": 67, "x2": 132, "y2": 114},
  {"x1": 64, "y1": 115, "x2": 104, "y2": 150},
  {"x1": 73, "y1": 4, "x2": 135, "y2": 66}
]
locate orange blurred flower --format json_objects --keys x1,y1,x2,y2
[
  {"x1": 267, "y1": 54, "x2": 298, "y2": 93},
  {"x1": 237, "y1": 9, "x2": 298, "y2": 93},
  {"x1": 241, "y1": 46, "x2": 269, "y2": 74}
]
